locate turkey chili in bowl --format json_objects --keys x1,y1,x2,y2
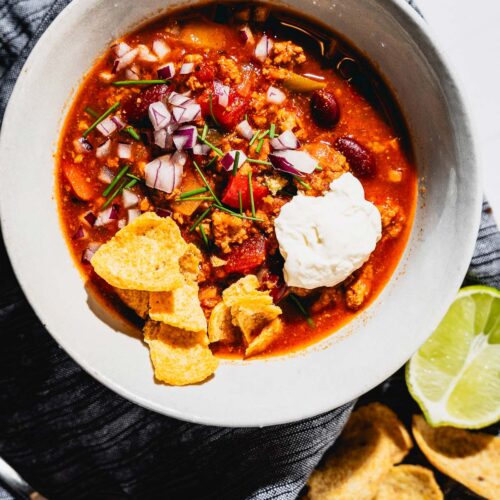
[{"x1": 57, "y1": 3, "x2": 417, "y2": 386}]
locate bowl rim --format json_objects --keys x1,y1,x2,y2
[{"x1": 0, "y1": 0, "x2": 483, "y2": 427}]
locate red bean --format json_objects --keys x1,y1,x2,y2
[
  {"x1": 310, "y1": 89, "x2": 340, "y2": 129},
  {"x1": 123, "y1": 84, "x2": 171, "y2": 122},
  {"x1": 334, "y1": 136, "x2": 376, "y2": 177}
]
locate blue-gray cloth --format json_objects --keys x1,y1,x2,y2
[{"x1": 0, "y1": 1, "x2": 498, "y2": 499}]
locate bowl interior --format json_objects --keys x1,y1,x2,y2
[{"x1": 0, "y1": 0, "x2": 480, "y2": 426}]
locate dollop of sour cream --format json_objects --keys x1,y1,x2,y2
[{"x1": 274, "y1": 173, "x2": 382, "y2": 289}]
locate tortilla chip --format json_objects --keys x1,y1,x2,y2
[
  {"x1": 208, "y1": 301, "x2": 239, "y2": 344},
  {"x1": 375, "y1": 465, "x2": 443, "y2": 500},
  {"x1": 114, "y1": 288, "x2": 149, "y2": 318},
  {"x1": 91, "y1": 212, "x2": 187, "y2": 291},
  {"x1": 143, "y1": 320, "x2": 217, "y2": 386},
  {"x1": 412, "y1": 415, "x2": 500, "y2": 499},
  {"x1": 149, "y1": 280, "x2": 207, "y2": 333},
  {"x1": 179, "y1": 243, "x2": 202, "y2": 282},
  {"x1": 222, "y1": 275, "x2": 260, "y2": 305},
  {"x1": 307, "y1": 403, "x2": 412, "y2": 500},
  {"x1": 245, "y1": 318, "x2": 284, "y2": 357}
]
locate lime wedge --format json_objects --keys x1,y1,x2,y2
[{"x1": 406, "y1": 285, "x2": 500, "y2": 428}]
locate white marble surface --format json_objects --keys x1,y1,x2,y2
[{"x1": 418, "y1": 0, "x2": 500, "y2": 222}]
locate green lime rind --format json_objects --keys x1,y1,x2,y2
[{"x1": 406, "y1": 285, "x2": 500, "y2": 429}]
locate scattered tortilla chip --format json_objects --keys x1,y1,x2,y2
[
  {"x1": 143, "y1": 320, "x2": 217, "y2": 386},
  {"x1": 114, "y1": 288, "x2": 149, "y2": 318},
  {"x1": 179, "y1": 243, "x2": 202, "y2": 282},
  {"x1": 149, "y1": 280, "x2": 207, "y2": 333},
  {"x1": 222, "y1": 275, "x2": 260, "y2": 305},
  {"x1": 208, "y1": 301, "x2": 239, "y2": 344},
  {"x1": 91, "y1": 212, "x2": 187, "y2": 291},
  {"x1": 245, "y1": 318, "x2": 284, "y2": 357},
  {"x1": 307, "y1": 403, "x2": 412, "y2": 500},
  {"x1": 374, "y1": 465, "x2": 443, "y2": 500},
  {"x1": 412, "y1": 415, "x2": 500, "y2": 499}
]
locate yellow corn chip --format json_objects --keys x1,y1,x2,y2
[
  {"x1": 245, "y1": 318, "x2": 284, "y2": 357},
  {"x1": 307, "y1": 403, "x2": 412, "y2": 500},
  {"x1": 208, "y1": 301, "x2": 239, "y2": 344},
  {"x1": 375, "y1": 465, "x2": 443, "y2": 500},
  {"x1": 222, "y1": 275, "x2": 260, "y2": 305},
  {"x1": 114, "y1": 288, "x2": 149, "y2": 318},
  {"x1": 412, "y1": 415, "x2": 500, "y2": 499},
  {"x1": 143, "y1": 321, "x2": 217, "y2": 386},
  {"x1": 179, "y1": 243, "x2": 202, "y2": 282},
  {"x1": 91, "y1": 212, "x2": 187, "y2": 291},
  {"x1": 149, "y1": 280, "x2": 207, "y2": 333}
]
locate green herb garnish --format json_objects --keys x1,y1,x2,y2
[
  {"x1": 269, "y1": 123, "x2": 276, "y2": 138},
  {"x1": 111, "y1": 79, "x2": 170, "y2": 86},
  {"x1": 258, "y1": 129, "x2": 270, "y2": 140},
  {"x1": 289, "y1": 294, "x2": 315, "y2": 328},
  {"x1": 249, "y1": 131, "x2": 260, "y2": 146},
  {"x1": 124, "y1": 126, "x2": 141, "y2": 141},
  {"x1": 189, "y1": 206, "x2": 213, "y2": 233},
  {"x1": 201, "y1": 123, "x2": 209, "y2": 140},
  {"x1": 199, "y1": 223, "x2": 210, "y2": 248},
  {"x1": 238, "y1": 191, "x2": 243, "y2": 215},
  {"x1": 101, "y1": 179, "x2": 126, "y2": 209},
  {"x1": 248, "y1": 171, "x2": 256, "y2": 218},
  {"x1": 208, "y1": 93, "x2": 220, "y2": 127},
  {"x1": 84, "y1": 106, "x2": 99, "y2": 118},
  {"x1": 216, "y1": 205, "x2": 264, "y2": 222},
  {"x1": 197, "y1": 134, "x2": 223, "y2": 157},
  {"x1": 232, "y1": 150, "x2": 240, "y2": 176},
  {"x1": 314, "y1": 165, "x2": 323, "y2": 171},
  {"x1": 83, "y1": 102, "x2": 120, "y2": 138},
  {"x1": 102, "y1": 164, "x2": 129, "y2": 197},
  {"x1": 255, "y1": 138, "x2": 265, "y2": 154},
  {"x1": 247, "y1": 158, "x2": 272, "y2": 166},
  {"x1": 180, "y1": 187, "x2": 209, "y2": 199},
  {"x1": 175, "y1": 196, "x2": 213, "y2": 202},
  {"x1": 293, "y1": 176, "x2": 312, "y2": 191},
  {"x1": 126, "y1": 173, "x2": 141, "y2": 181},
  {"x1": 193, "y1": 161, "x2": 221, "y2": 205}
]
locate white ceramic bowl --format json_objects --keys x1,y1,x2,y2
[{"x1": 0, "y1": 0, "x2": 481, "y2": 427}]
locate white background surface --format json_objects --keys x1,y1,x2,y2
[{"x1": 418, "y1": 0, "x2": 500, "y2": 222}]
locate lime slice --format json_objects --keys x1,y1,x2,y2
[{"x1": 406, "y1": 285, "x2": 500, "y2": 428}]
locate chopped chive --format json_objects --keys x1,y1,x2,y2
[
  {"x1": 269, "y1": 123, "x2": 276, "y2": 138},
  {"x1": 289, "y1": 294, "x2": 315, "y2": 328},
  {"x1": 244, "y1": 114, "x2": 249, "y2": 122},
  {"x1": 175, "y1": 196, "x2": 213, "y2": 202},
  {"x1": 197, "y1": 134, "x2": 223, "y2": 157},
  {"x1": 216, "y1": 205, "x2": 264, "y2": 222},
  {"x1": 193, "y1": 161, "x2": 221, "y2": 205},
  {"x1": 102, "y1": 165, "x2": 129, "y2": 197},
  {"x1": 294, "y1": 176, "x2": 312, "y2": 191},
  {"x1": 248, "y1": 171, "x2": 256, "y2": 218},
  {"x1": 205, "y1": 156, "x2": 218, "y2": 169},
  {"x1": 238, "y1": 191, "x2": 243, "y2": 215},
  {"x1": 189, "y1": 206, "x2": 213, "y2": 232},
  {"x1": 201, "y1": 123, "x2": 209, "y2": 140},
  {"x1": 247, "y1": 158, "x2": 272, "y2": 166},
  {"x1": 208, "y1": 93, "x2": 220, "y2": 127},
  {"x1": 84, "y1": 106, "x2": 99, "y2": 118},
  {"x1": 124, "y1": 126, "x2": 141, "y2": 141},
  {"x1": 83, "y1": 102, "x2": 120, "y2": 138},
  {"x1": 249, "y1": 130, "x2": 260, "y2": 146},
  {"x1": 101, "y1": 179, "x2": 127, "y2": 209},
  {"x1": 255, "y1": 138, "x2": 265, "y2": 154},
  {"x1": 180, "y1": 187, "x2": 208, "y2": 199},
  {"x1": 126, "y1": 173, "x2": 141, "y2": 181},
  {"x1": 314, "y1": 165, "x2": 323, "y2": 171},
  {"x1": 111, "y1": 79, "x2": 169, "y2": 86},
  {"x1": 258, "y1": 129, "x2": 270, "y2": 140},
  {"x1": 232, "y1": 150, "x2": 240, "y2": 176},
  {"x1": 199, "y1": 223, "x2": 210, "y2": 248},
  {"x1": 124, "y1": 178, "x2": 138, "y2": 190}
]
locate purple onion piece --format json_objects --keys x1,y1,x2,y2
[
  {"x1": 96, "y1": 140, "x2": 111, "y2": 159},
  {"x1": 155, "y1": 208, "x2": 172, "y2": 218},
  {"x1": 214, "y1": 80, "x2": 230, "y2": 108},
  {"x1": 75, "y1": 137, "x2": 93, "y2": 153},
  {"x1": 144, "y1": 155, "x2": 183, "y2": 194},
  {"x1": 96, "y1": 117, "x2": 118, "y2": 137},
  {"x1": 153, "y1": 39, "x2": 170, "y2": 59},
  {"x1": 82, "y1": 242, "x2": 101, "y2": 263},
  {"x1": 270, "y1": 130, "x2": 300, "y2": 151},
  {"x1": 254, "y1": 35, "x2": 273, "y2": 63},
  {"x1": 172, "y1": 125, "x2": 197, "y2": 150},
  {"x1": 117, "y1": 142, "x2": 132, "y2": 159},
  {"x1": 72, "y1": 225, "x2": 86, "y2": 240},
  {"x1": 239, "y1": 26, "x2": 254, "y2": 44},
  {"x1": 148, "y1": 101, "x2": 171, "y2": 130},
  {"x1": 113, "y1": 47, "x2": 138, "y2": 73},
  {"x1": 220, "y1": 150, "x2": 248, "y2": 172},
  {"x1": 168, "y1": 92, "x2": 192, "y2": 107},
  {"x1": 83, "y1": 211, "x2": 97, "y2": 226},
  {"x1": 269, "y1": 150, "x2": 317, "y2": 177},
  {"x1": 157, "y1": 62, "x2": 175, "y2": 80},
  {"x1": 122, "y1": 189, "x2": 139, "y2": 209},
  {"x1": 266, "y1": 86, "x2": 286, "y2": 104},
  {"x1": 127, "y1": 208, "x2": 142, "y2": 223},
  {"x1": 236, "y1": 119, "x2": 254, "y2": 140},
  {"x1": 111, "y1": 116, "x2": 126, "y2": 130},
  {"x1": 179, "y1": 63, "x2": 194, "y2": 75},
  {"x1": 193, "y1": 144, "x2": 210, "y2": 155},
  {"x1": 268, "y1": 153, "x2": 304, "y2": 177}
]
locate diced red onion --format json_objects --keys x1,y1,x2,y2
[
  {"x1": 96, "y1": 140, "x2": 111, "y2": 159},
  {"x1": 173, "y1": 125, "x2": 197, "y2": 150},
  {"x1": 111, "y1": 116, "x2": 126, "y2": 131},
  {"x1": 168, "y1": 91, "x2": 192, "y2": 107},
  {"x1": 118, "y1": 219, "x2": 127, "y2": 229},
  {"x1": 157, "y1": 62, "x2": 175, "y2": 80},
  {"x1": 137, "y1": 44, "x2": 157, "y2": 62},
  {"x1": 172, "y1": 150, "x2": 188, "y2": 168},
  {"x1": 270, "y1": 130, "x2": 300, "y2": 151},
  {"x1": 72, "y1": 225, "x2": 87, "y2": 240},
  {"x1": 97, "y1": 165, "x2": 114, "y2": 184},
  {"x1": 155, "y1": 208, "x2": 172, "y2": 218},
  {"x1": 172, "y1": 102, "x2": 201, "y2": 124},
  {"x1": 254, "y1": 35, "x2": 273, "y2": 63},
  {"x1": 82, "y1": 242, "x2": 101, "y2": 263},
  {"x1": 83, "y1": 211, "x2": 97, "y2": 226},
  {"x1": 113, "y1": 42, "x2": 132, "y2": 57},
  {"x1": 236, "y1": 119, "x2": 254, "y2": 140},
  {"x1": 154, "y1": 128, "x2": 173, "y2": 150},
  {"x1": 128, "y1": 208, "x2": 141, "y2": 223},
  {"x1": 152, "y1": 39, "x2": 170, "y2": 60},
  {"x1": 214, "y1": 81, "x2": 230, "y2": 108},
  {"x1": 266, "y1": 86, "x2": 286, "y2": 105},
  {"x1": 125, "y1": 66, "x2": 140, "y2": 81},
  {"x1": 95, "y1": 205, "x2": 119, "y2": 226},
  {"x1": 113, "y1": 47, "x2": 138, "y2": 73},
  {"x1": 269, "y1": 150, "x2": 317, "y2": 177},
  {"x1": 122, "y1": 189, "x2": 139, "y2": 208},
  {"x1": 179, "y1": 63, "x2": 194, "y2": 75},
  {"x1": 220, "y1": 150, "x2": 248, "y2": 172},
  {"x1": 96, "y1": 116, "x2": 118, "y2": 137},
  {"x1": 239, "y1": 26, "x2": 255, "y2": 44},
  {"x1": 74, "y1": 137, "x2": 93, "y2": 153},
  {"x1": 144, "y1": 155, "x2": 183, "y2": 194},
  {"x1": 117, "y1": 142, "x2": 132, "y2": 159},
  {"x1": 148, "y1": 101, "x2": 171, "y2": 130},
  {"x1": 193, "y1": 144, "x2": 210, "y2": 155}
]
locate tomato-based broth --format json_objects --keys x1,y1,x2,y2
[{"x1": 57, "y1": 3, "x2": 417, "y2": 364}]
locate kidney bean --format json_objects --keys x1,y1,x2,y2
[
  {"x1": 310, "y1": 89, "x2": 340, "y2": 128},
  {"x1": 334, "y1": 136, "x2": 376, "y2": 177},
  {"x1": 123, "y1": 84, "x2": 171, "y2": 123}
]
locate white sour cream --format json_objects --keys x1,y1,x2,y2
[{"x1": 274, "y1": 173, "x2": 382, "y2": 289}]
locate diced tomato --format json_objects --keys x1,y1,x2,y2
[
  {"x1": 64, "y1": 163, "x2": 96, "y2": 201},
  {"x1": 196, "y1": 63, "x2": 216, "y2": 83},
  {"x1": 198, "y1": 89, "x2": 249, "y2": 130},
  {"x1": 221, "y1": 174, "x2": 269, "y2": 210},
  {"x1": 123, "y1": 83, "x2": 172, "y2": 122},
  {"x1": 224, "y1": 234, "x2": 266, "y2": 275}
]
